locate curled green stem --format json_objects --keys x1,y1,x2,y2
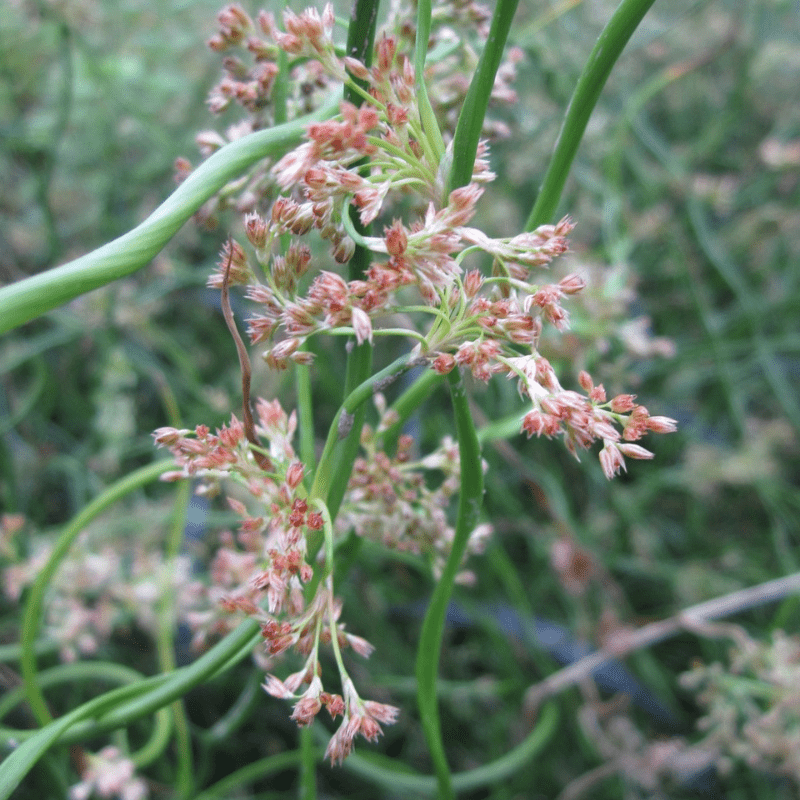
[
  {"x1": 0, "y1": 619, "x2": 261, "y2": 800},
  {"x1": 0, "y1": 92, "x2": 342, "y2": 334}
]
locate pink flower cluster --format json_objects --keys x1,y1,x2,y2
[
  {"x1": 154, "y1": 0, "x2": 679, "y2": 766},
  {"x1": 520, "y1": 367, "x2": 677, "y2": 480},
  {"x1": 178, "y1": 0, "x2": 521, "y2": 223},
  {"x1": 2, "y1": 527, "x2": 197, "y2": 665},
  {"x1": 153, "y1": 399, "x2": 399, "y2": 761},
  {"x1": 340, "y1": 426, "x2": 492, "y2": 584},
  {"x1": 264, "y1": 673, "x2": 399, "y2": 764},
  {"x1": 196, "y1": 9, "x2": 678, "y2": 487},
  {"x1": 154, "y1": 402, "x2": 317, "y2": 638},
  {"x1": 69, "y1": 747, "x2": 147, "y2": 800}
]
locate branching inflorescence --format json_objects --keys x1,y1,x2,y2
[{"x1": 154, "y1": 1, "x2": 676, "y2": 764}]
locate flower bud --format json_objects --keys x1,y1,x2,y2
[
  {"x1": 610, "y1": 394, "x2": 637, "y2": 413},
  {"x1": 332, "y1": 236, "x2": 355, "y2": 264},
  {"x1": 384, "y1": 220, "x2": 407, "y2": 256},
  {"x1": 558, "y1": 273, "x2": 586, "y2": 294},
  {"x1": 350, "y1": 306, "x2": 373, "y2": 345},
  {"x1": 617, "y1": 443, "x2": 654, "y2": 460},
  {"x1": 245, "y1": 212, "x2": 269, "y2": 248},
  {"x1": 646, "y1": 415, "x2": 678, "y2": 434},
  {"x1": 432, "y1": 353, "x2": 456, "y2": 374},
  {"x1": 464, "y1": 270, "x2": 483, "y2": 298},
  {"x1": 343, "y1": 56, "x2": 370, "y2": 81}
]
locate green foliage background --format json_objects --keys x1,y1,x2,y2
[{"x1": 1, "y1": 0, "x2": 799, "y2": 797}]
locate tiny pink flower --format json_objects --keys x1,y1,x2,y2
[
  {"x1": 432, "y1": 353, "x2": 457, "y2": 374},
  {"x1": 350, "y1": 306, "x2": 373, "y2": 345},
  {"x1": 263, "y1": 674, "x2": 295, "y2": 699},
  {"x1": 558, "y1": 273, "x2": 586, "y2": 294},
  {"x1": 610, "y1": 394, "x2": 637, "y2": 413},
  {"x1": 617, "y1": 443, "x2": 654, "y2": 460},
  {"x1": 285, "y1": 461, "x2": 305, "y2": 489},
  {"x1": 599, "y1": 441, "x2": 627, "y2": 480},
  {"x1": 384, "y1": 220, "x2": 408, "y2": 256},
  {"x1": 578, "y1": 371, "x2": 593, "y2": 393},
  {"x1": 344, "y1": 632, "x2": 375, "y2": 658},
  {"x1": 343, "y1": 56, "x2": 370, "y2": 81},
  {"x1": 646, "y1": 415, "x2": 679, "y2": 434}
]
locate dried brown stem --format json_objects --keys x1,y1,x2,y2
[
  {"x1": 524, "y1": 570, "x2": 800, "y2": 717},
  {"x1": 220, "y1": 239, "x2": 272, "y2": 472}
]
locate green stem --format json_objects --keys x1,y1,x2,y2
[
  {"x1": 295, "y1": 352, "x2": 317, "y2": 474},
  {"x1": 273, "y1": 49, "x2": 289, "y2": 125},
  {"x1": 192, "y1": 752, "x2": 304, "y2": 800},
  {"x1": 325, "y1": 341, "x2": 373, "y2": 520},
  {"x1": 0, "y1": 92, "x2": 342, "y2": 334},
  {"x1": 0, "y1": 681, "x2": 152, "y2": 800},
  {"x1": 415, "y1": 369, "x2": 484, "y2": 800},
  {"x1": 377, "y1": 368, "x2": 444, "y2": 454},
  {"x1": 81, "y1": 622, "x2": 260, "y2": 746},
  {"x1": 414, "y1": 0, "x2": 516, "y2": 769},
  {"x1": 448, "y1": 0, "x2": 521, "y2": 193},
  {"x1": 198, "y1": 670, "x2": 262, "y2": 745},
  {"x1": 338, "y1": 701, "x2": 558, "y2": 794},
  {"x1": 344, "y1": 0, "x2": 380, "y2": 76},
  {"x1": 0, "y1": 661, "x2": 145, "y2": 722},
  {"x1": 299, "y1": 726, "x2": 317, "y2": 800},
  {"x1": 20, "y1": 460, "x2": 173, "y2": 727},
  {"x1": 155, "y1": 479, "x2": 194, "y2": 796},
  {"x1": 525, "y1": 0, "x2": 657, "y2": 229},
  {"x1": 319, "y1": 0, "x2": 383, "y2": 537},
  {"x1": 310, "y1": 353, "x2": 413, "y2": 514}
]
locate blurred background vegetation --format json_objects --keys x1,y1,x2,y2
[{"x1": 1, "y1": 0, "x2": 799, "y2": 798}]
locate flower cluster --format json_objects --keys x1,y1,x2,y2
[
  {"x1": 190, "y1": 2, "x2": 678, "y2": 477},
  {"x1": 680, "y1": 630, "x2": 800, "y2": 784},
  {"x1": 155, "y1": 0, "x2": 678, "y2": 764},
  {"x1": 340, "y1": 420, "x2": 492, "y2": 584},
  {"x1": 154, "y1": 401, "x2": 318, "y2": 635},
  {"x1": 2, "y1": 527, "x2": 196, "y2": 665},
  {"x1": 576, "y1": 700, "x2": 715, "y2": 796},
  {"x1": 177, "y1": 0, "x2": 522, "y2": 223},
  {"x1": 154, "y1": 399, "x2": 403, "y2": 760},
  {"x1": 200, "y1": 0, "x2": 520, "y2": 143},
  {"x1": 69, "y1": 746, "x2": 147, "y2": 800}
]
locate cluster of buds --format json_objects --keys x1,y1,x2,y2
[
  {"x1": 176, "y1": 0, "x2": 522, "y2": 222},
  {"x1": 69, "y1": 747, "x2": 148, "y2": 800},
  {"x1": 226, "y1": 155, "x2": 674, "y2": 477},
  {"x1": 153, "y1": 399, "x2": 400, "y2": 761},
  {"x1": 340, "y1": 422, "x2": 492, "y2": 584},
  {"x1": 196, "y1": 6, "x2": 677, "y2": 475},
  {"x1": 2, "y1": 527, "x2": 196, "y2": 665},
  {"x1": 156, "y1": 0, "x2": 678, "y2": 764},
  {"x1": 680, "y1": 630, "x2": 800, "y2": 783},
  {"x1": 265, "y1": 673, "x2": 399, "y2": 764},
  {"x1": 201, "y1": 1, "x2": 520, "y2": 141},
  {"x1": 154, "y1": 401, "x2": 316, "y2": 634}
]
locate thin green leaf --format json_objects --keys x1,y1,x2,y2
[
  {"x1": 448, "y1": 0, "x2": 521, "y2": 193},
  {"x1": 525, "y1": 0, "x2": 657, "y2": 228}
]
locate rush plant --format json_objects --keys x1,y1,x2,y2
[{"x1": 0, "y1": 1, "x2": 690, "y2": 798}]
